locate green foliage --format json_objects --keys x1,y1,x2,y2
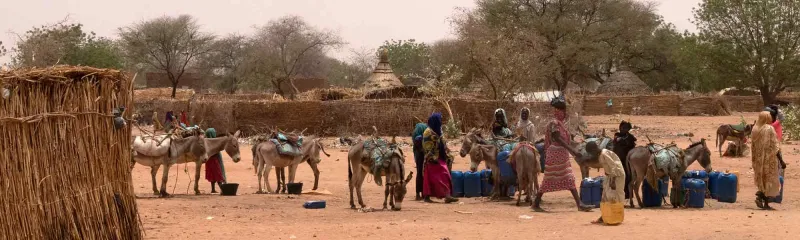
[
  {"x1": 636, "y1": 25, "x2": 723, "y2": 92},
  {"x1": 694, "y1": 0, "x2": 800, "y2": 103},
  {"x1": 782, "y1": 105, "x2": 800, "y2": 140},
  {"x1": 379, "y1": 39, "x2": 431, "y2": 82},
  {"x1": 471, "y1": 0, "x2": 663, "y2": 90},
  {"x1": 13, "y1": 23, "x2": 123, "y2": 68}
]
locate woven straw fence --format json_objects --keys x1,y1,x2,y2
[
  {"x1": 138, "y1": 98, "x2": 562, "y2": 137},
  {"x1": 0, "y1": 66, "x2": 142, "y2": 239}
]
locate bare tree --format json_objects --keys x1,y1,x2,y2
[
  {"x1": 454, "y1": 10, "x2": 544, "y2": 100},
  {"x1": 118, "y1": 15, "x2": 215, "y2": 98},
  {"x1": 198, "y1": 34, "x2": 251, "y2": 93},
  {"x1": 250, "y1": 15, "x2": 344, "y2": 99}
]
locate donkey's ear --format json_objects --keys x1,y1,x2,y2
[
  {"x1": 234, "y1": 130, "x2": 241, "y2": 138},
  {"x1": 405, "y1": 172, "x2": 414, "y2": 185}
]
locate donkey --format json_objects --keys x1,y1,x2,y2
[
  {"x1": 460, "y1": 129, "x2": 540, "y2": 203},
  {"x1": 715, "y1": 123, "x2": 753, "y2": 157},
  {"x1": 627, "y1": 139, "x2": 712, "y2": 208},
  {"x1": 253, "y1": 136, "x2": 324, "y2": 194},
  {"x1": 347, "y1": 137, "x2": 412, "y2": 210},
  {"x1": 132, "y1": 130, "x2": 242, "y2": 197},
  {"x1": 459, "y1": 129, "x2": 502, "y2": 197},
  {"x1": 273, "y1": 138, "x2": 331, "y2": 193},
  {"x1": 509, "y1": 143, "x2": 541, "y2": 206},
  {"x1": 574, "y1": 136, "x2": 613, "y2": 180}
]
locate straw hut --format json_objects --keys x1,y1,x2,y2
[
  {"x1": 595, "y1": 71, "x2": 651, "y2": 95},
  {"x1": 0, "y1": 66, "x2": 142, "y2": 239},
  {"x1": 362, "y1": 48, "x2": 404, "y2": 92}
]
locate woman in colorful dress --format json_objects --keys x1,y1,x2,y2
[
  {"x1": 412, "y1": 122, "x2": 428, "y2": 200},
  {"x1": 751, "y1": 111, "x2": 781, "y2": 209},
  {"x1": 532, "y1": 95, "x2": 593, "y2": 212},
  {"x1": 422, "y1": 113, "x2": 459, "y2": 203},
  {"x1": 204, "y1": 128, "x2": 226, "y2": 193}
]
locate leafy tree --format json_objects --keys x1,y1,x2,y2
[
  {"x1": 694, "y1": 0, "x2": 800, "y2": 104},
  {"x1": 12, "y1": 23, "x2": 123, "y2": 69},
  {"x1": 379, "y1": 39, "x2": 431, "y2": 82},
  {"x1": 118, "y1": 15, "x2": 215, "y2": 98},
  {"x1": 249, "y1": 15, "x2": 343, "y2": 98},
  {"x1": 470, "y1": 0, "x2": 662, "y2": 90}
]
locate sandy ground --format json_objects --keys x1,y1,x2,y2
[{"x1": 132, "y1": 114, "x2": 799, "y2": 240}]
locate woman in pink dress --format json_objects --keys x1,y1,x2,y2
[{"x1": 532, "y1": 95, "x2": 592, "y2": 212}]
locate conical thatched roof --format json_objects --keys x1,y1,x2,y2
[
  {"x1": 362, "y1": 48, "x2": 404, "y2": 92},
  {"x1": 595, "y1": 71, "x2": 651, "y2": 95}
]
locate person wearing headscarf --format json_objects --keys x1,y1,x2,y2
[
  {"x1": 180, "y1": 110, "x2": 190, "y2": 127},
  {"x1": 515, "y1": 107, "x2": 536, "y2": 142},
  {"x1": 422, "y1": 113, "x2": 459, "y2": 203},
  {"x1": 165, "y1": 111, "x2": 175, "y2": 132},
  {"x1": 612, "y1": 120, "x2": 637, "y2": 199},
  {"x1": 204, "y1": 128, "x2": 226, "y2": 193},
  {"x1": 492, "y1": 108, "x2": 513, "y2": 139},
  {"x1": 765, "y1": 105, "x2": 787, "y2": 170},
  {"x1": 412, "y1": 122, "x2": 428, "y2": 200},
  {"x1": 152, "y1": 111, "x2": 163, "y2": 132},
  {"x1": 583, "y1": 141, "x2": 625, "y2": 224},
  {"x1": 751, "y1": 111, "x2": 781, "y2": 209},
  {"x1": 533, "y1": 94, "x2": 593, "y2": 212}
]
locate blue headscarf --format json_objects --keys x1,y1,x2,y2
[
  {"x1": 427, "y1": 113, "x2": 447, "y2": 160},
  {"x1": 428, "y1": 113, "x2": 443, "y2": 136}
]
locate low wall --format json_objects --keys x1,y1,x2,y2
[{"x1": 132, "y1": 94, "x2": 759, "y2": 137}]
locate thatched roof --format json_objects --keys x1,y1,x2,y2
[
  {"x1": 595, "y1": 71, "x2": 651, "y2": 95},
  {"x1": 362, "y1": 48, "x2": 404, "y2": 92}
]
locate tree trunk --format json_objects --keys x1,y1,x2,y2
[
  {"x1": 171, "y1": 82, "x2": 178, "y2": 99},
  {"x1": 760, "y1": 90, "x2": 779, "y2": 106}
]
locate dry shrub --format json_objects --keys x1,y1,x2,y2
[
  {"x1": 0, "y1": 66, "x2": 142, "y2": 239},
  {"x1": 297, "y1": 87, "x2": 364, "y2": 101},
  {"x1": 134, "y1": 87, "x2": 195, "y2": 101}
]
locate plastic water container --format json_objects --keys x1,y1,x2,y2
[
  {"x1": 580, "y1": 177, "x2": 603, "y2": 207},
  {"x1": 580, "y1": 178, "x2": 596, "y2": 206},
  {"x1": 685, "y1": 179, "x2": 706, "y2": 208},
  {"x1": 642, "y1": 180, "x2": 662, "y2": 207},
  {"x1": 303, "y1": 200, "x2": 326, "y2": 209},
  {"x1": 727, "y1": 170, "x2": 740, "y2": 192},
  {"x1": 463, "y1": 171, "x2": 482, "y2": 197},
  {"x1": 450, "y1": 171, "x2": 465, "y2": 197},
  {"x1": 708, "y1": 171, "x2": 722, "y2": 199},
  {"x1": 480, "y1": 169, "x2": 492, "y2": 197},
  {"x1": 600, "y1": 202, "x2": 624, "y2": 225},
  {"x1": 659, "y1": 176, "x2": 669, "y2": 197},
  {"x1": 716, "y1": 173, "x2": 738, "y2": 203},
  {"x1": 772, "y1": 176, "x2": 784, "y2": 204}
]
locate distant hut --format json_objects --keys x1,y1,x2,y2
[
  {"x1": 362, "y1": 48, "x2": 404, "y2": 92},
  {"x1": 595, "y1": 71, "x2": 651, "y2": 95}
]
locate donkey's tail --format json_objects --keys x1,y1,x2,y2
[
  {"x1": 317, "y1": 139, "x2": 331, "y2": 157},
  {"x1": 348, "y1": 155, "x2": 353, "y2": 181}
]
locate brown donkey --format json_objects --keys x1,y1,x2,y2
[
  {"x1": 347, "y1": 137, "x2": 412, "y2": 210},
  {"x1": 627, "y1": 139, "x2": 712, "y2": 208}
]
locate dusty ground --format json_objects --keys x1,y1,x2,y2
[{"x1": 132, "y1": 113, "x2": 799, "y2": 240}]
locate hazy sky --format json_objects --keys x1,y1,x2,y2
[{"x1": 0, "y1": 0, "x2": 701, "y2": 65}]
